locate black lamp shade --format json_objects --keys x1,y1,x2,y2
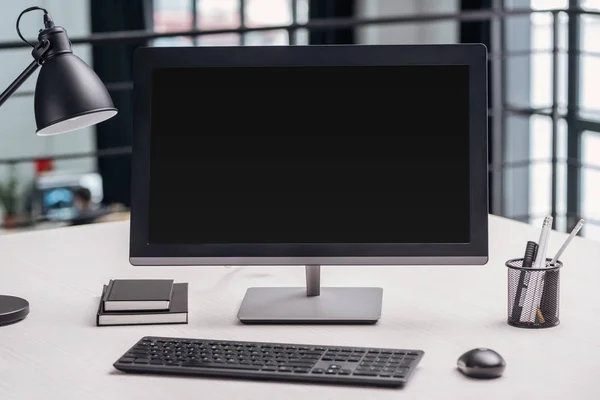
[{"x1": 34, "y1": 53, "x2": 117, "y2": 136}]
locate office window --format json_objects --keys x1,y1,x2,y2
[
  {"x1": 581, "y1": 131, "x2": 600, "y2": 227},
  {"x1": 530, "y1": 12, "x2": 568, "y2": 108},
  {"x1": 580, "y1": 56, "x2": 600, "y2": 119},
  {"x1": 500, "y1": 0, "x2": 600, "y2": 237},
  {"x1": 153, "y1": 0, "x2": 194, "y2": 46},
  {"x1": 581, "y1": 167, "x2": 600, "y2": 220},
  {"x1": 525, "y1": 0, "x2": 567, "y2": 231},
  {"x1": 245, "y1": 0, "x2": 290, "y2": 45},
  {"x1": 580, "y1": 4, "x2": 600, "y2": 119},
  {"x1": 580, "y1": 5, "x2": 600, "y2": 119},
  {"x1": 582, "y1": 0, "x2": 600, "y2": 10},
  {"x1": 528, "y1": 117, "x2": 568, "y2": 231},
  {"x1": 580, "y1": 56, "x2": 600, "y2": 121},
  {"x1": 295, "y1": 0, "x2": 309, "y2": 44},
  {"x1": 582, "y1": 130, "x2": 600, "y2": 168},
  {"x1": 196, "y1": 0, "x2": 240, "y2": 46},
  {"x1": 530, "y1": 0, "x2": 568, "y2": 8},
  {"x1": 153, "y1": 0, "x2": 309, "y2": 46},
  {"x1": 529, "y1": 116, "x2": 552, "y2": 218},
  {"x1": 581, "y1": 14, "x2": 600, "y2": 53}
]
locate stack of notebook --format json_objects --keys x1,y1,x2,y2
[{"x1": 96, "y1": 279, "x2": 188, "y2": 326}]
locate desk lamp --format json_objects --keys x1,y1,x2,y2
[{"x1": 0, "y1": 6, "x2": 117, "y2": 326}]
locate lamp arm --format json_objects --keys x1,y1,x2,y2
[
  {"x1": 0, "y1": 6, "x2": 53, "y2": 109},
  {"x1": 0, "y1": 60, "x2": 40, "y2": 109}
]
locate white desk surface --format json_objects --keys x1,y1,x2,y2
[{"x1": 1, "y1": 215, "x2": 599, "y2": 400}]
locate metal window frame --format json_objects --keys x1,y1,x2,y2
[{"x1": 0, "y1": 3, "x2": 599, "y2": 232}]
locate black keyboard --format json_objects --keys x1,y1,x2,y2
[{"x1": 114, "y1": 336, "x2": 424, "y2": 388}]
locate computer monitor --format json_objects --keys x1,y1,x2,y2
[
  {"x1": 130, "y1": 44, "x2": 488, "y2": 324},
  {"x1": 35, "y1": 172, "x2": 103, "y2": 221}
]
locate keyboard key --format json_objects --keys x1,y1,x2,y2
[
  {"x1": 285, "y1": 363, "x2": 316, "y2": 369},
  {"x1": 304, "y1": 351, "x2": 323, "y2": 356},
  {"x1": 354, "y1": 371, "x2": 378, "y2": 376},
  {"x1": 288, "y1": 359, "x2": 315, "y2": 365},
  {"x1": 182, "y1": 362, "x2": 260, "y2": 371}
]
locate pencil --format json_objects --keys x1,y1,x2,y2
[{"x1": 536, "y1": 308, "x2": 546, "y2": 324}]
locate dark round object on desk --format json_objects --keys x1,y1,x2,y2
[
  {"x1": 457, "y1": 348, "x2": 506, "y2": 379},
  {"x1": 0, "y1": 295, "x2": 30, "y2": 326}
]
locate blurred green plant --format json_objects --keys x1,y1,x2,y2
[{"x1": 0, "y1": 165, "x2": 19, "y2": 217}]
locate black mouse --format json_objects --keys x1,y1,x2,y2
[{"x1": 457, "y1": 348, "x2": 506, "y2": 379}]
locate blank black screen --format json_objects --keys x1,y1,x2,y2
[{"x1": 149, "y1": 66, "x2": 470, "y2": 244}]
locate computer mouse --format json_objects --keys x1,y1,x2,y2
[{"x1": 457, "y1": 348, "x2": 506, "y2": 379}]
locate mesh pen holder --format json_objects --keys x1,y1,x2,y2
[{"x1": 506, "y1": 258, "x2": 562, "y2": 329}]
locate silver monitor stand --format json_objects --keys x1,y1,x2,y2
[{"x1": 237, "y1": 265, "x2": 383, "y2": 324}]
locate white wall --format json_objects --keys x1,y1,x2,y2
[
  {"x1": 0, "y1": 0, "x2": 96, "y2": 218},
  {"x1": 356, "y1": 0, "x2": 459, "y2": 45}
]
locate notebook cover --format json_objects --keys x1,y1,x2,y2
[
  {"x1": 105, "y1": 279, "x2": 174, "y2": 302},
  {"x1": 97, "y1": 283, "x2": 188, "y2": 326}
]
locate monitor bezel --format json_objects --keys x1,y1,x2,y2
[{"x1": 130, "y1": 44, "x2": 488, "y2": 265}]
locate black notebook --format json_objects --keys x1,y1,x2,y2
[
  {"x1": 102, "y1": 279, "x2": 174, "y2": 311},
  {"x1": 97, "y1": 283, "x2": 188, "y2": 326}
]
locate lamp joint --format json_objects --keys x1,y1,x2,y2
[{"x1": 32, "y1": 40, "x2": 50, "y2": 64}]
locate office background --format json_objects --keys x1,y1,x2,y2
[{"x1": 0, "y1": 0, "x2": 599, "y2": 238}]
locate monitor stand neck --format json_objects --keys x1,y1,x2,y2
[
  {"x1": 305, "y1": 265, "x2": 320, "y2": 296},
  {"x1": 237, "y1": 265, "x2": 383, "y2": 324}
]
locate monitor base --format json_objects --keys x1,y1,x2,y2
[{"x1": 238, "y1": 286, "x2": 383, "y2": 324}]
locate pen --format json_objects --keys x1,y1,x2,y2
[
  {"x1": 550, "y1": 219, "x2": 585, "y2": 265},
  {"x1": 522, "y1": 241, "x2": 538, "y2": 268},
  {"x1": 511, "y1": 241, "x2": 538, "y2": 321},
  {"x1": 521, "y1": 215, "x2": 553, "y2": 323},
  {"x1": 532, "y1": 215, "x2": 553, "y2": 270}
]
